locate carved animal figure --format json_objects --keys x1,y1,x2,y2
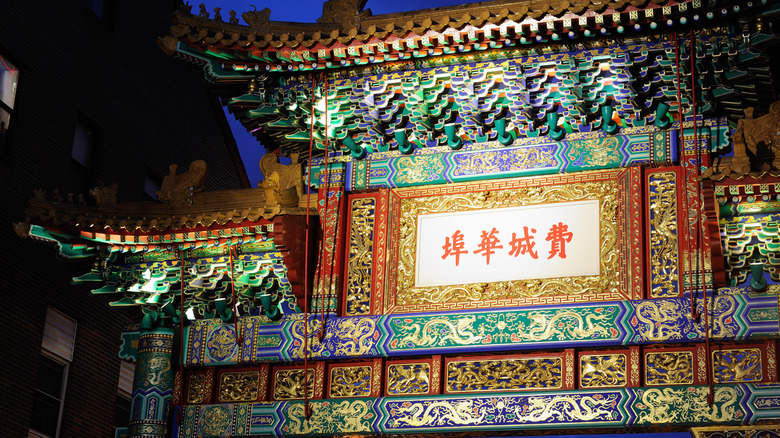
[
  {"x1": 519, "y1": 395, "x2": 612, "y2": 422},
  {"x1": 259, "y1": 152, "x2": 304, "y2": 201},
  {"x1": 524, "y1": 309, "x2": 611, "y2": 341},
  {"x1": 393, "y1": 400, "x2": 485, "y2": 427},
  {"x1": 242, "y1": 6, "x2": 271, "y2": 30},
  {"x1": 580, "y1": 355, "x2": 624, "y2": 386},
  {"x1": 740, "y1": 102, "x2": 780, "y2": 168},
  {"x1": 397, "y1": 315, "x2": 483, "y2": 347},
  {"x1": 157, "y1": 160, "x2": 208, "y2": 208},
  {"x1": 89, "y1": 182, "x2": 119, "y2": 208}
]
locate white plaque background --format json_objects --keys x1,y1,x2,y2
[{"x1": 414, "y1": 200, "x2": 600, "y2": 287}]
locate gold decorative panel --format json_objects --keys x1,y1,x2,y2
[
  {"x1": 645, "y1": 351, "x2": 694, "y2": 386},
  {"x1": 647, "y1": 171, "x2": 679, "y2": 298},
  {"x1": 218, "y1": 371, "x2": 260, "y2": 402},
  {"x1": 580, "y1": 354, "x2": 627, "y2": 388},
  {"x1": 346, "y1": 197, "x2": 375, "y2": 316},
  {"x1": 386, "y1": 169, "x2": 640, "y2": 313},
  {"x1": 387, "y1": 363, "x2": 430, "y2": 395},
  {"x1": 187, "y1": 374, "x2": 206, "y2": 404},
  {"x1": 713, "y1": 348, "x2": 762, "y2": 383},
  {"x1": 329, "y1": 365, "x2": 372, "y2": 398},
  {"x1": 446, "y1": 357, "x2": 562, "y2": 393},
  {"x1": 273, "y1": 369, "x2": 315, "y2": 400}
]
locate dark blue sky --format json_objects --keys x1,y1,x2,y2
[
  {"x1": 200, "y1": 0, "x2": 469, "y2": 22},
  {"x1": 202, "y1": 0, "x2": 468, "y2": 186}
]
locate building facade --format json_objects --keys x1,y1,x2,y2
[
  {"x1": 15, "y1": 0, "x2": 780, "y2": 438},
  {"x1": 2, "y1": 1, "x2": 247, "y2": 437}
]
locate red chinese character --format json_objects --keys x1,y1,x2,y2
[
  {"x1": 509, "y1": 226, "x2": 538, "y2": 259},
  {"x1": 546, "y1": 222, "x2": 573, "y2": 259},
  {"x1": 473, "y1": 227, "x2": 503, "y2": 265},
  {"x1": 442, "y1": 230, "x2": 468, "y2": 266}
]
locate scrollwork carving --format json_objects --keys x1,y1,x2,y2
[
  {"x1": 329, "y1": 366, "x2": 372, "y2": 398},
  {"x1": 645, "y1": 351, "x2": 693, "y2": 386},
  {"x1": 219, "y1": 371, "x2": 260, "y2": 402},
  {"x1": 387, "y1": 363, "x2": 430, "y2": 395},
  {"x1": 346, "y1": 198, "x2": 374, "y2": 316},
  {"x1": 274, "y1": 369, "x2": 314, "y2": 400},
  {"x1": 580, "y1": 354, "x2": 626, "y2": 388},
  {"x1": 648, "y1": 172, "x2": 679, "y2": 297},
  {"x1": 447, "y1": 357, "x2": 562, "y2": 392},
  {"x1": 713, "y1": 349, "x2": 762, "y2": 383}
]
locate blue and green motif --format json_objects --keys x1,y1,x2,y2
[
  {"x1": 205, "y1": 325, "x2": 239, "y2": 364},
  {"x1": 183, "y1": 291, "x2": 778, "y2": 364},
  {"x1": 384, "y1": 304, "x2": 626, "y2": 354},
  {"x1": 176, "y1": 384, "x2": 780, "y2": 437},
  {"x1": 131, "y1": 328, "x2": 175, "y2": 438}
]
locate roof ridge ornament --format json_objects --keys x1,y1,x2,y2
[
  {"x1": 157, "y1": 160, "x2": 208, "y2": 208},
  {"x1": 243, "y1": 5, "x2": 272, "y2": 32},
  {"x1": 90, "y1": 182, "x2": 119, "y2": 209},
  {"x1": 318, "y1": 0, "x2": 370, "y2": 33}
]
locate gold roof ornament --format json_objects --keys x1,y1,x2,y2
[{"x1": 699, "y1": 101, "x2": 780, "y2": 181}]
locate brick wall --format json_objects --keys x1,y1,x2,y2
[{"x1": 0, "y1": 1, "x2": 247, "y2": 436}]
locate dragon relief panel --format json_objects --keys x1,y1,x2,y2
[
  {"x1": 447, "y1": 358, "x2": 562, "y2": 392},
  {"x1": 387, "y1": 363, "x2": 431, "y2": 395},
  {"x1": 274, "y1": 369, "x2": 314, "y2": 400},
  {"x1": 288, "y1": 315, "x2": 381, "y2": 360},
  {"x1": 645, "y1": 352, "x2": 694, "y2": 386},
  {"x1": 283, "y1": 400, "x2": 374, "y2": 435},
  {"x1": 632, "y1": 296, "x2": 739, "y2": 343},
  {"x1": 187, "y1": 374, "x2": 206, "y2": 404},
  {"x1": 346, "y1": 198, "x2": 375, "y2": 316},
  {"x1": 388, "y1": 305, "x2": 619, "y2": 351},
  {"x1": 329, "y1": 366, "x2": 372, "y2": 398},
  {"x1": 579, "y1": 354, "x2": 627, "y2": 388},
  {"x1": 648, "y1": 171, "x2": 680, "y2": 298},
  {"x1": 219, "y1": 371, "x2": 260, "y2": 402},
  {"x1": 634, "y1": 386, "x2": 743, "y2": 425},
  {"x1": 384, "y1": 392, "x2": 620, "y2": 430},
  {"x1": 391, "y1": 176, "x2": 623, "y2": 312}
]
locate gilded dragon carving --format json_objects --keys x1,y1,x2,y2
[
  {"x1": 448, "y1": 358, "x2": 562, "y2": 391},
  {"x1": 637, "y1": 386, "x2": 739, "y2": 424},
  {"x1": 518, "y1": 394, "x2": 614, "y2": 422},
  {"x1": 648, "y1": 172, "x2": 679, "y2": 297},
  {"x1": 391, "y1": 400, "x2": 486, "y2": 427},
  {"x1": 346, "y1": 198, "x2": 374, "y2": 316},
  {"x1": 395, "y1": 315, "x2": 483, "y2": 347},
  {"x1": 645, "y1": 352, "x2": 693, "y2": 386}
]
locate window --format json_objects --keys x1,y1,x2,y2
[
  {"x1": 87, "y1": 0, "x2": 105, "y2": 18},
  {"x1": 29, "y1": 356, "x2": 67, "y2": 437},
  {"x1": 113, "y1": 360, "x2": 134, "y2": 438},
  {"x1": 70, "y1": 117, "x2": 99, "y2": 194},
  {"x1": 144, "y1": 173, "x2": 161, "y2": 200},
  {"x1": 71, "y1": 120, "x2": 96, "y2": 169},
  {"x1": 30, "y1": 308, "x2": 77, "y2": 438},
  {"x1": 0, "y1": 53, "x2": 19, "y2": 151}
]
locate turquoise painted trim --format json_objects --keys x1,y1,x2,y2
[{"x1": 183, "y1": 291, "x2": 778, "y2": 366}]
